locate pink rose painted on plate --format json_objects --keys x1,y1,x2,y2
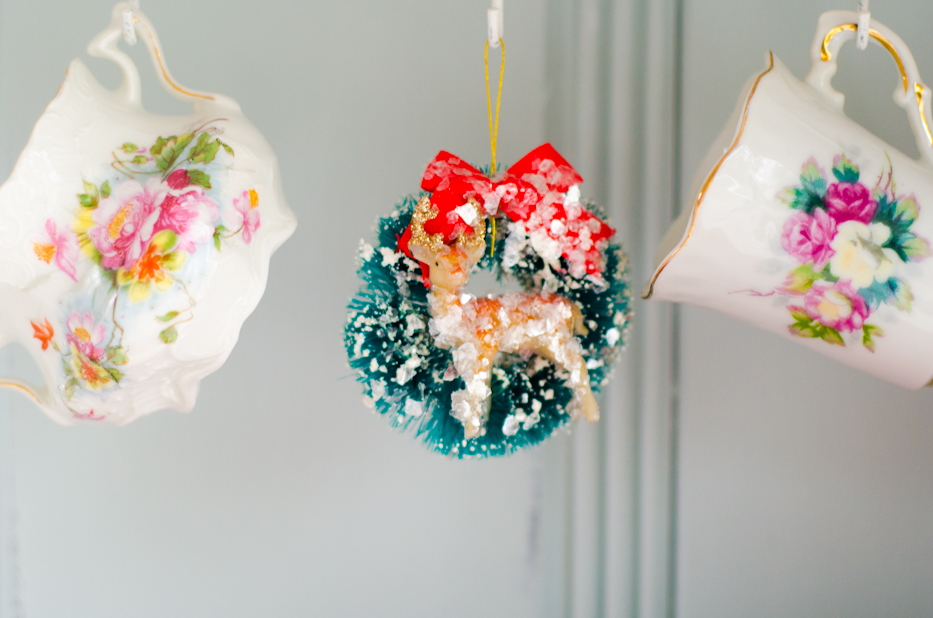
[
  {"x1": 65, "y1": 311, "x2": 107, "y2": 362},
  {"x1": 89, "y1": 178, "x2": 166, "y2": 270}
]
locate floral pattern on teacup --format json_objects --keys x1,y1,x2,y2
[
  {"x1": 30, "y1": 120, "x2": 263, "y2": 409},
  {"x1": 774, "y1": 154, "x2": 931, "y2": 351}
]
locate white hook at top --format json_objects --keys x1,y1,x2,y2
[
  {"x1": 856, "y1": 0, "x2": 870, "y2": 50},
  {"x1": 122, "y1": 0, "x2": 139, "y2": 46},
  {"x1": 487, "y1": 0, "x2": 503, "y2": 48}
]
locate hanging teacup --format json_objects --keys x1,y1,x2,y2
[
  {"x1": 0, "y1": 3, "x2": 296, "y2": 423},
  {"x1": 645, "y1": 11, "x2": 933, "y2": 389}
]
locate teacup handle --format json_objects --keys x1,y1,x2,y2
[
  {"x1": 805, "y1": 10, "x2": 933, "y2": 168},
  {"x1": 0, "y1": 377, "x2": 51, "y2": 411},
  {"x1": 86, "y1": 2, "x2": 238, "y2": 111}
]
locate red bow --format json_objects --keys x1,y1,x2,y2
[{"x1": 399, "y1": 143, "x2": 615, "y2": 283}]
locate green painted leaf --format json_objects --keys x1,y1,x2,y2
[
  {"x1": 106, "y1": 346, "x2": 128, "y2": 365},
  {"x1": 187, "y1": 168, "x2": 211, "y2": 189},
  {"x1": 788, "y1": 308, "x2": 810, "y2": 323},
  {"x1": 219, "y1": 140, "x2": 234, "y2": 156},
  {"x1": 902, "y1": 235, "x2": 932, "y2": 261},
  {"x1": 891, "y1": 277, "x2": 914, "y2": 311},
  {"x1": 832, "y1": 153, "x2": 859, "y2": 183},
  {"x1": 78, "y1": 180, "x2": 99, "y2": 209},
  {"x1": 122, "y1": 142, "x2": 138, "y2": 154},
  {"x1": 151, "y1": 229, "x2": 179, "y2": 252},
  {"x1": 100, "y1": 180, "x2": 111, "y2": 198},
  {"x1": 895, "y1": 196, "x2": 920, "y2": 224},
  {"x1": 202, "y1": 141, "x2": 220, "y2": 165},
  {"x1": 862, "y1": 324, "x2": 883, "y2": 353},
  {"x1": 800, "y1": 160, "x2": 828, "y2": 196},
  {"x1": 159, "y1": 326, "x2": 178, "y2": 344},
  {"x1": 157, "y1": 311, "x2": 179, "y2": 323},
  {"x1": 151, "y1": 136, "x2": 168, "y2": 156},
  {"x1": 131, "y1": 155, "x2": 148, "y2": 165},
  {"x1": 107, "y1": 367, "x2": 124, "y2": 382},
  {"x1": 162, "y1": 251, "x2": 187, "y2": 271},
  {"x1": 62, "y1": 357, "x2": 72, "y2": 375},
  {"x1": 819, "y1": 326, "x2": 845, "y2": 346},
  {"x1": 213, "y1": 225, "x2": 226, "y2": 251},
  {"x1": 78, "y1": 193, "x2": 96, "y2": 208},
  {"x1": 64, "y1": 377, "x2": 78, "y2": 399},
  {"x1": 785, "y1": 264, "x2": 819, "y2": 294},
  {"x1": 176, "y1": 132, "x2": 195, "y2": 151}
]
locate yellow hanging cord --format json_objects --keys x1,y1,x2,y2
[{"x1": 485, "y1": 37, "x2": 504, "y2": 257}]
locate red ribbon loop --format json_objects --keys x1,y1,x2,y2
[{"x1": 400, "y1": 143, "x2": 615, "y2": 283}]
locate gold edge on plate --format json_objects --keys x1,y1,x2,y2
[
  {"x1": 0, "y1": 380, "x2": 40, "y2": 403},
  {"x1": 821, "y1": 24, "x2": 908, "y2": 94},
  {"x1": 642, "y1": 51, "x2": 775, "y2": 300},
  {"x1": 135, "y1": 17, "x2": 215, "y2": 102}
]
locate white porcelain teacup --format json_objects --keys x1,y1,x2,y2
[
  {"x1": 646, "y1": 11, "x2": 933, "y2": 388},
  {"x1": 0, "y1": 3, "x2": 296, "y2": 423}
]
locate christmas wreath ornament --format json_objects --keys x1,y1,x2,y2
[{"x1": 344, "y1": 6, "x2": 630, "y2": 457}]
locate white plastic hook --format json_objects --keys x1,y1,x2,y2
[
  {"x1": 856, "y1": 0, "x2": 870, "y2": 50},
  {"x1": 122, "y1": 0, "x2": 139, "y2": 46},
  {"x1": 487, "y1": 0, "x2": 503, "y2": 48}
]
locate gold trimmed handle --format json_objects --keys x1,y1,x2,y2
[
  {"x1": 805, "y1": 10, "x2": 933, "y2": 167},
  {"x1": 87, "y1": 2, "x2": 238, "y2": 110}
]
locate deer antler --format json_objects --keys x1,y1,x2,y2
[
  {"x1": 409, "y1": 196, "x2": 486, "y2": 253},
  {"x1": 409, "y1": 196, "x2": 446, "y2": 253}
]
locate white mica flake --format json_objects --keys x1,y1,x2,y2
[
  {"x1": 454, "y1": 202, "x2": 479, "y2": 225},
  {"x1": 606, "y1": 327, "x2": 620, "y2": 345},
  {"x1": 404, "y1": 399, "x2": 424, "y2": 417},
  {"x1": 522, "y1": 409, "x2": 541, "y2": 430},
  {"x1": 565, "y1": 185, "x2": 581, "y2": 204},
  {"x1": 405, "y1": 314, "x2": 425, "y2": 336},
  {"x1": 359, "y1": 241, "x2": 375, "y2": 262},
  {"x1": 379, "y1": 247, "x2": 401, "y2": 267},
  {"x1": 502, "y1": 414, "x2": 520, "y2": 436}
]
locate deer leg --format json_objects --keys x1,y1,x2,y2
[
  {"x1": 450, "y1": 343, "x2": 497, "y2": 439},
  {"x1": 538, "y1": 332, "x2": 599, "y2": 423}
]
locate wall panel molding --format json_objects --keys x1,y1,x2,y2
[{"x1": 544, "y1": 0, "x2": 681, "y2": 616}]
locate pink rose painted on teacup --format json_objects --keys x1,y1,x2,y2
[
  {"x1": 800, "y1": 280, "x2": 869, "y2": 333},
  {"x1": 89, "y1": 178, "x2": 167, "y2": 270},
  {"x1": 780, "y1": 208, "x2": 836, "y2": 269},
  {"x1": 65, "y1": 311, "x2": 107, "y2": 362},
  {"x1": 155, "y1": 187, "x2": 218, "y2": 253},
  {"x1": 825, "y1": 181, "x2": 876, "y2": 224}
]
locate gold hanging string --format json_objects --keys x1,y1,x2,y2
[{"x1": 485, "y1": 37, "x2": 504, "y2": 257}]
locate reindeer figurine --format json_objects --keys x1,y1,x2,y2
[{"x1": 405, "y1": 195, "x2": 599, "y2": 439}]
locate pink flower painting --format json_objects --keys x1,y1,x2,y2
[
  {"x1": 33, "y1": 218, "x2": 78, "y2": 281},
  {"x1": 768, "y1": 153, "x2": 930, "y2": 351},
  {"x1": 155, "y1": 187, "x2": 218, "y2": 253},
  {"x1": 824, "y1": 181, "x2": 876, "y2": 224},
  {"x1": 226, "y1": 189, "x2": 261, "y2": 243},
  {"x1": 65, "y1": 311, "x2": 107, "y2": 362},
  {"x1": 780, "y1": 209, "x2": 836, "y2": 270},
  {"x1": 89, "y1": 178, "x2": 167, "y2": 270}
]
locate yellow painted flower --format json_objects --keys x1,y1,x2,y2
[
  {"x1": 69, "y1": 344, "x2": 115, "y2": 392},
  {"x1": 115, "y1": 230, "x2": 187, "y2": 302}
]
